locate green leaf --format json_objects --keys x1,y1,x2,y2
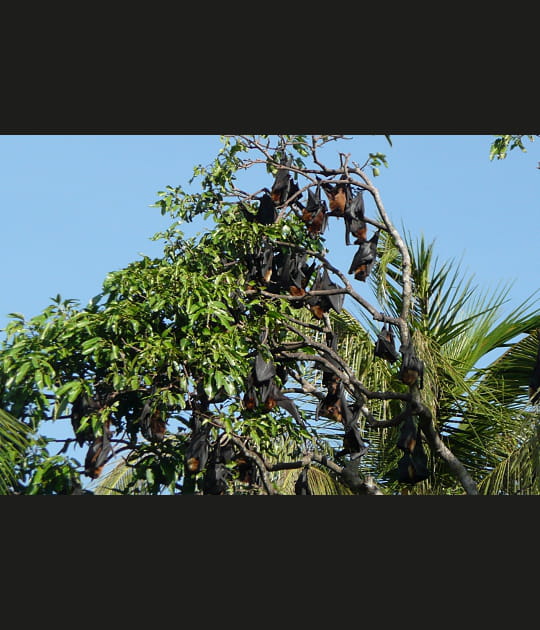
[{"x1": 14, "y1": 361, "x2": 32, "y2": 385}]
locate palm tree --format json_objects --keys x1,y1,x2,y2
[
  {"x1": 0, "y1": 408, "x2": 33, "y2": 494},
  {"x1": 345, "y1": 231, "x2": 540, "y2": 494}
]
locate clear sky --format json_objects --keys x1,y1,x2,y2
[{"x1": 1, "y1": 134, "x2": 538, "y2": 482}]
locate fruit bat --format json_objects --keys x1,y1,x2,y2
[
  {"x1": 245, "y1": 241, "x2": 274, "y2": 286},
  {"x1": 344, "y1": 191, "x2": 367, "y2": 245},
  {"x1": 240, "y1": 193, "x2": 277, "y2": 225},
  {"x1": 294, "y1": 467, "x2": 312, "y2": 495},
  {"x1": 318, "y1": 387, "x2": 346, "y2": 423},
  {"x1": 234, "y1": 454, "x2": 258, "y2": 485},
  {"x1": 337, "y1": 403, "x2": 369, "y2": 459},
  {"x1": 270, "y1": 156, "x2": 293, "y2": 206},
  {"x1": 396, "y1": 410, "x2": 417, "y2": 453},
  {"x1": 185, "y1": 418, "x2": 211, "y2": 474},
  {"x1": 273, "y1": 249, "x2": 316, "y2": 307},
  {"x1": 397, "y1": 430, "x2": 429, "y2": 484},
  {"x1": 84, "y1": 425, "x2": 113, "y2": 479},
  {"x1": 528, "y1": 334, "x2": 540, "y2": 404},
  {"x1": 202, "y1": 435, "x2": 235, "y2": 495},
  {"x1": 300, "y1": 186, "x2": 328, "y2": 237},
  {"x1": 139, "y1": 401, "x2": 166, "y2": 442},
  {"x1": 320, "y1": 175, "x2": 352, "y2": 217},
  {"x1": 374, "y1": 323, "x2": 400, "y2": 364},
  {"x1": 348, "y1": 231, "x2": 379, "y2": 282},
  {"x1": 399, "y1": 343, "x2": 424, "y2": 389},
  {"x1": 243, "y1": 352, "x2": 303, "y2": 425},
  {"x1": 71, "y1": 394, "x2": 102, "y2": 446},
  {"x1": 306, "y1": 267, "x2": 345, "y2": 319}
]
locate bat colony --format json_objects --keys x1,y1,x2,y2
[{"x1": 70, "y1": 152, "x2": 429, "y2": 493}]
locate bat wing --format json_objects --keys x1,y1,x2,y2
[
  {"x1": 374, "y1": 325, "x2": 400, "y2": 363},
  {"x1": 257, "y1": 193, "x2": 278, "y2": 225},
  {"x1": 255, "y1": 352, "x2": 277, "y2": 383},
  {"x1": 396, "y1": 411, "x2": 418, "y2": 452}
]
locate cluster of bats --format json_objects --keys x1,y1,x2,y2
[
  {"x1": 70, "y1": 387, "x2": 168, "y2": 479},
  {"x1": 241, "y1": 158, "x2": 380, "y2": 283},
  {"x1": 68, "y1": 154, "x2": 428, "y2": 492}
]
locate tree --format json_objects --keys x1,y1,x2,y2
[
  {"x1": 1, "y1": 134, "x2": 538, "y2": 495},
  {"x1": 489, "y1": 134, "x2": 538, "y2": 163}
]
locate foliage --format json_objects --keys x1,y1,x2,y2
[{"x1": 489, "y1": 135, "x2": 538, "y2": 161}]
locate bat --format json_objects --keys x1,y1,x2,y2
[
  {"x1": 529, "y1": 333, "x2": 540, "y2": 404},
  {"x1": 185, "y1": 419, "x2": 211, "y2": 474},
  {"x1": 202, "y1": 434, "x2": 235, "y2": 495},
  {"x1": 348, "y1": 231, "x2": 379, "y2": 282},
  {"x1": 374, "y1": 323, "x2": 400, "y2": 364},
  {"x1": 270, "y1": 156, "x2": 293, "y2": 206},
  {"x1": 300, "y1": 186, "x2": 328, "y2": 237},
  {"x1": 234, "y1": 454, "x2": 258, "y2": 485},
  {"x1": 71, "y1": 394, "x2": 102, "y2": 446},
  {"x1": 399, "y1": 343, "x2": 424, "y2": 389},
  {"x1": 318, "y1": 388, "x2": 346, "y2": 423},
  {"x1": 273, "y1": 250, "x2": 316, "y2": 307},
  {"x1": 243, "y1": 352, "x2": 303, "y2": 425},
  {"x1": 261, "y1": 380, "x2": 303, "y2": 422},
  {"x1": 396, "y1": 410, "x2": 417, "y2": 453},
  {"x1": 240, "y1": 192, "x2": 277, "y2": 225},
  {"x1": 397, "y1": 430, "x2": 429, "y2": 484},
  {"x1": 321, "y1": 330, "x2": 341, "y2": 392},
  {"x1": 294, "y1": 467, "x2": 312, "y2": 495},
  {"x1": 139, "y1": 401, "x2": 166, "y2": 442},
  {"x1": 337, "y1": 403, "x2": 369, "y2": 459},
  {"x1": 306, "y1": 267, "x2": 345, "y2": 319},
  {"x1": 245, "y1": 241, "x2": 275, "y2": 286},
  {"x1": 84, "y1": 424, "x2": 113, "y2": 479},
  {"x1": 344, "y1": 191, "x2": 367, "y2": 245},
  {"x1": 320, "y1": 175, "x2": 352, "y2": 217}
]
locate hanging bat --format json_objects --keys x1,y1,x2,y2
[
  {"x1": 294, "y1": 467, "x2": 312, "y2": 495},
  {"x1": 71, "y1": 394, "x2": 102, "y2": 446},
  {"x1": 300, "y1": 186, "x2": 328, "y2": 237},
  {"x1": 397, "y1": 430, "x2": 429, "y2": 484},
  {"x1": 320, "y1": 175, "x2": 352, "y2": 217},
  {"x1": 374, "y1": 323, "x2": 400, "y2": 364},
  {"x1": 338, "y1": 403, "x2": 369, "y2": 459},
  {"x1": 274, "y1": 250, "x2": 316, "y2": 306},
  {"x1": 139, "y1": 401, "x2": 166, "y2": 442},
  {"x1": 202, "y1": 435, "x2": 235, "y2": 494},
  {"x1": 185, "y1": 419, "x2": 211, "y2": 474},
  {"x1": 234, "y1": 454, "x2": 258, "y2": 485},
  {"x1": 270, "y1": 156, "x2": 293, "y2": 205},
  {"x1": 245, "y1": 241, "x2": 275, "y2": 286},
  {"x1": 243, "y1": 352, "x2": 303, "y2": 425},
  {"x1": 321, "y1": 331, "x2": 342, "y2": 393},
  {"x1": 260, "y1": 375, "x2": 304, "y2": 425},
  {"x1": 318, "y1": 388, "x2": 346, "y2": 423},
  {"x1": 240, "y1": 192, "x2": 277, "y2": 225},
  {"x1": 348, "y1": 231, "x2": 379, "y2": 282},
  {"x1": 396, "y1": 409, "x2": 417, "y2": 453},
  {"x1": 344, "y1": 191, "x2": 367, "y2": 245},
  {"x1": 399, "y1": 343, "x2": 424, "y2": 389},
  {"x1": 306, "y1": 267, "x2": 345, "y2": 319},
  {"x1": 84, "y1": 424, "x2": 113, "y2": 479},
  {"x1": 529, "y1": 333, "x2": 540, "y2": 404}
]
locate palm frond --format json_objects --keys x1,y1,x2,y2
[{"x1": 0, "y1": 408, "x2": 32, "y2": 495}]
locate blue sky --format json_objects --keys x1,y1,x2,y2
[
  {"x1": 1, "y1": 134, "x2": 538, "y2": 482},
  {"x1": 1, "y1": 134, "x2": 537, "y2": 335}
]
